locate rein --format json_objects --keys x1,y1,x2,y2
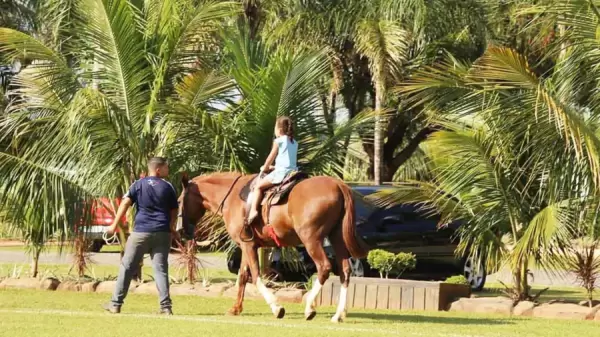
[{"x1": 212, "y1": 174, "x2": 244, "y2": 216}]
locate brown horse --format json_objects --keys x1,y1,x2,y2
[{"x1": 178, "y1": 171, "x2": 368, "y2": 322}]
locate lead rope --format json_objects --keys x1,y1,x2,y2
[{"x1": 102, "y1": 231, "x2": 119, "y2": 245}]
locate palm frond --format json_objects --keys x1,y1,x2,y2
[{"x1": 354, "y1": 19, "x2": 410, "y2": 84}]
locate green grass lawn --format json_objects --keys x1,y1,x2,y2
[{"x1": 0, "y1": 289, "x2": 598, "y2": 337}]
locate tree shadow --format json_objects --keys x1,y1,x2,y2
[
  {"x1": 208, "y1": 277, "x2": 237, "y2": 283},
  {"x1": 348, "y1": 312, "x2": 513, "y2": 325}
]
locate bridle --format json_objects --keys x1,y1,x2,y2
[{"x1": 179, "y1": 174, "x2": 243, "y2": 239}]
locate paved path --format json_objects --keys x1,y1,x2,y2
[{"x1": 486, "y1": 268, "x2": 600, "y2": 287}]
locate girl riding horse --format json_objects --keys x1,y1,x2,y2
[{"x1": 245, "y1": 116, "x2": 298, "y2": 225}]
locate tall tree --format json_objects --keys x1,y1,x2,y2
[
  {"x1": 0, "y1": 0, "x2": 374, "y2": 264},
  {"x1": 0, "y1": 0, "x2": 238, "y2": 267},
  {"x1": 377, "y1": 42, "x2": 600, "y2": 299},
  {"x1": 354, "y1": 19, "x2": 409, "y2": 184},
  {"x1": 265, "y1": 0, "x2": 490, "y2": 182}
]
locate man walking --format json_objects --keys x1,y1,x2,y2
[{"x1": 103, "y1": 157, "x2": 179, "y2": 315}]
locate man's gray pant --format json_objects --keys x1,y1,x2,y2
[{"x1": 111, "y1": 232, "x2": 172, "y2": 309}]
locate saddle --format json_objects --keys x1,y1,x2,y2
[{"x1": 239, "y1": 170, "x2": 309, "y2": 226}]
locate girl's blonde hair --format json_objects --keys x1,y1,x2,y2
[{"x1": 276, "y1": 116, "x2": 294, "y2": 143}]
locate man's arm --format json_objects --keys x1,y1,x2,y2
[
  {"x1": 106, "y1": 197, "x2": 133, "y2": 235},
  {"x1": 167, "y1": 185, "x2": 181, "y2": 241},
  {"x1": 169, "y1": 208, "x2": 181, "y2": 240},
  {"x1": 169, "y1": 209, "x2": 178, "y2": 233}
]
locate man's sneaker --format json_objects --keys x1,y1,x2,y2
[
  {"x1": 159, "y1": 307, "x2": 173, "y2": 315},
  {"x1": 102, "y1": 303, "x2": 121, "y2": 314}
]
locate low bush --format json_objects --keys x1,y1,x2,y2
[
  {"x1": 367, "y1": 249, "x2": 416, "y2": 278},
  {"x1": 444, "y1": 275, "x2": 470, "y2": 286}
]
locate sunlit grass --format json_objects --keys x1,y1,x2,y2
[{"x1": 1, "y1": 289, "x2": 599, "y2": 337}]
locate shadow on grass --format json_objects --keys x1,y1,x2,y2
[
  {"x1": 206, "y1": 277, "x2": 236, "y2": 283},
  {"x1": 347, "y1": 312, "x2": 513, "y2": 325}
]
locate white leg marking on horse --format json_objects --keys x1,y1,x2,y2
[
  {"x1": 331, "y1": 285, "x2": 348, "y2": 323},
  {"x1": 304, "y1": 279, "x2": 322, "y2": 316},
  {"x1": 256, "y1": 277, "x2": 281, "y2": 314}
]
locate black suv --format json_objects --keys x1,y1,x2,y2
[{"x1": 227, "y1": 185, "x2": 487, "y2": 290}]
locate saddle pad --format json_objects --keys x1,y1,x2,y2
[{"x1": 239, "y1": 171, "x2": 308, "y2": 206}]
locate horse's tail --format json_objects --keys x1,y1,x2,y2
[{"x1": 336, "y1": 181, "x2": 369, "y2": 259}]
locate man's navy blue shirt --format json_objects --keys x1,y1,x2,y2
[{"x1": 124, "y1": 177, "x2": 179, "y2": 233}]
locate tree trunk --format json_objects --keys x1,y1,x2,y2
[
  {"x1": 513, "y1": 257, "x2": 530, "y2": 301},
  {"x1": 373, "y1": 82, "x2": 384, "y2": 185},
  {"x1": 31, "y1": 248, "x2": 41, "y2": 278},
  {"x1": 326, "y1": 91, "x2": 336, "y2": 135},
  {"x1": 520, "y1": 260, "x2": 529, "y2": 300},
  {"x1": 244, "y1": 0, "x2": 262, "y2": 40}
]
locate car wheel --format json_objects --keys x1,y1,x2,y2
[
  {"x1": 349, "y1": 258, "x2": 369, "y2": 277},
  {"x1": 463, "y1": 257, "x2": 486, "y2": 291}
]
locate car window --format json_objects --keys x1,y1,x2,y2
[{"x1": 351, "y1": 190, "x2": 378, "y2": 223}]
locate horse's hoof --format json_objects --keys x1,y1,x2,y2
[
  {"x1": 305, "y1": 310, "x2": 316, "y2": 321},
  {"x1": 331, "y1": 315, "x2": 343, "y2": 323},
  {"x1": 274, "y1": 306, "x2": 285, "y2": 319},
  {"x1": 226, "y1": 308, "x2": 241, "y2": 316}
]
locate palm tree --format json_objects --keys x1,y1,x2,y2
[
  {"x1": 0, "y1": 0, "x2": 239, "y2": 271},
  {"x1": 264, "y1": 0, "x2": 492, "y2": 183},
  {"x1": 354, "y1": 19, "x2": 409, "y2": 184},
  {"x1": 374, "y1": 44, "x2": 600, "y2": 300},
  {"x1": 0, "y1": 0, "x2": 375, "y2": 276},
  {"x1": 0, "y1": 0, "x2": 36, "y2": 31},
  {"x1": 165, "y1": 26, "x2": 377, "y2": 258}
]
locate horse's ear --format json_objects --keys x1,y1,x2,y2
[{"x1": 181, "y1": 172, "x2": 189, "y2": 188}]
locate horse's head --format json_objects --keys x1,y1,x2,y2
[{"x1": 177, "y1": 172, "x2": 207, "y2": 240}]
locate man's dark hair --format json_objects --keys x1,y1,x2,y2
[{"x1": 148, "y1": 157, "x2": 168, "y2": 170}]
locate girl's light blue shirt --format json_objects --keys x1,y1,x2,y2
[{"x1": 273, "y1": 135, "x2": 298, "y2": 171}]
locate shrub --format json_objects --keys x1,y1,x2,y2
[
  {"x1": 367, "y1": 250, "x2": 396, "y2": 278},
  {"x1": 563, "y1": 239, "x2": 600, "y2": 307},
  {"x1": 444, "y1": 275, "x2": 470, "y2": 286},
  {"x1": 394, "y1": 252, "x2": 417, "y2": 276},
  {"x1": 367, "y1": 249, "x2": 417, "y2": 278}
]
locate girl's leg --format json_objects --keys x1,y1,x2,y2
[{"x1": 247, "y1": 179, "x2": 275, "y2": 222}]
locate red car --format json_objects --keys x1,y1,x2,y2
[{"x1": 76, "y1": 198, "x2": 129, "y2": 252}]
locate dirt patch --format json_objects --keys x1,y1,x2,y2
[
  {"x1": 275, "y1": 288, "x2": 305, "y2": 304},
  {"x1": 0, "y1": 240, "x2": 25, "y2": 247},
  {"x1": 223, "y1": 283, "x2": 262, "y2": 299},
  {"x1": 449, "y1": 297, "x2": 514, "y2": 315},
  {"x1": 513, "y1": 301, "x2": 535, "y2": 317},
  {"x1": 532, "y1": 303, "x2": 599, "y2": 320},
  {"x1": 56, "y1": 280, "x2": 100, "y2": 292},
  {"x1": 95, "y1": 280, "x2": 138, "y2": 293},
  {"x1": 0, "y1": 277, "x2": 60, "y2": 290}
]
